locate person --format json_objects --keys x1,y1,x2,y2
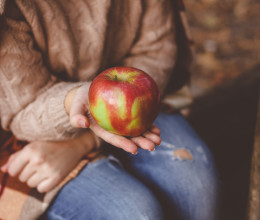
[{"x1": 0, "y1": 0, "x2": 219, "y2": 219}]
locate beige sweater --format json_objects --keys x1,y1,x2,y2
[{"x1": 0, "y1": 0, "x2": 192, "y2": 142}]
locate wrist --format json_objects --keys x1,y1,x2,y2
[{"x1": 74, "y1": 130, "x2": 100, "y2": 156}]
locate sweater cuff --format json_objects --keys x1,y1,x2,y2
[
  {"x1": 46, "y1": 81, "x2": 86, "y2": 140},
  {"x1": 10, "y1": 81, "x2": 89, "y2": 141}
]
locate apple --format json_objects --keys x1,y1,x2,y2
[{"x1": 88, "y1": 67, "x2": 160, "y2": 137}]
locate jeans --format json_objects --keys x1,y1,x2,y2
[{"x1": 43, "y1": 113, "x2": 219, "y2": 220}]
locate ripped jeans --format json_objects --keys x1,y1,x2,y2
[{"x1": 44, "y1": 113, "x2": 219, "y2": 220}]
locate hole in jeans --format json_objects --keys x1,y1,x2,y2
[{"x1": 173, "y1": 149, "x2": 193, "y2": 160}]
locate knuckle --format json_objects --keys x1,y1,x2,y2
[
  {"x1": 42, "y1": 163, "x2": 53, "y2": 175},
  {"x1": 8, "y1": 165, "x2": 18, "y2": 177},
  {"x1": 18, "y1": 175, "x2": 26, "y2": 183},
  {"x1": 33, "y1": 158, "x2": 44, "y2": 166},
  {"x1": 32, "y1": 155, "x2": 46, "y2": 166},
  {"x1": 53, "y1": 172, "x2": 63, "y2": 184},
  {"x1": 9, "y1": 153, "x2": 17, "y2": 161},
  {"x1": 8, "y1": 169, "x2": 16, "y2": 177},
  {"x1": 37, "y1": 185, "x2": 47, "y2": 193},
  {"x1": 9, "y1": 154, "x2": 15, "y2": 160},
  {"x1": 27, "y1": 180, "x2": 35, "y2": 188}
]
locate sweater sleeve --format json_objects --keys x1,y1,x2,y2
[
  {"x1": 119, "y1": 0, "x2": 177, "y2": 96},
  {"x1": 0, "y1": 8, "x2": 86, "y2": 141}
]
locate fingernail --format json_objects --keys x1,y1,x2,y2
[
  {"x1": 149, "y1": 148, "x2": 155, "y2": 152},
  {"x1": 78, "y1": 119, "x2": 86, "y2": 128},
  {"x1": 131, "y1": 151, "x2": 138, "y2": 155}
]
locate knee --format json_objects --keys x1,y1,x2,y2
[
  {"x1": 176, "y1": 157, "x2": 220, "y2": 220},
  {"x1": 45, "y1": 189, "x2": 163, "y2": 220},
  {"x1": 151, "y1": 144, "x2": 219, "y2": 219},
  {"x1": 97, "y1": 186, "x2": 164, "y2": 220}
]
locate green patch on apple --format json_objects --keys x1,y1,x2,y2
[{"x1": 90, "y1": 97, "x2": 116, "y2": 133}]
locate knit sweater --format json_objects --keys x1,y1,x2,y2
[
  {"x1": 0, "y1": 0, "x2": 194, "y2": 219},
  {"x1": 0, "y1": 0, "x2": 194, "y2": 142}
]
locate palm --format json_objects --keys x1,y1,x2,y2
[{"x1": 70, "y1": 84, "x2": 161, "y2": 154}]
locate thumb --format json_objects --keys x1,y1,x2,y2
[
  {"x1": 68, "y1": 84, "x2": 91, "y2": 128},
  {"x1": 70, "y1": 104, "x2": 90, "y2": 128},
  {"x1": 70, "y1": 114, "x2": 90, "y2": 128},
  {"x1": 70, "y1": 97, "x2": 90, "y2": 128}
]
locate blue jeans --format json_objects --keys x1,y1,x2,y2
[{"x1": 44, "y1": 113, "x2": 219, "y2": 220}]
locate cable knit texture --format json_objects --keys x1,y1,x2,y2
[{"x1": 0, "y1": 0, "x2": 178, "y2": 141}]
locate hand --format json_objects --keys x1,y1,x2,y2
[
  {"x1": 65, "y1": 84, "x2": 161, "y2": 154},
  {"x1": 1, "y1": 131, "x2": 98, "y2": 193}
]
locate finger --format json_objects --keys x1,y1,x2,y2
[
  {"x1": 131, "y1": 136, "x2": 155, "y2": 151},
  {"x1": 27, "y1": 173, "x2": 47, "y2": 188},
  {"x1": 37, "y1": 176, "x2": 61, "y2": 193},
  {"x1": 143, "y1": 131, "x2": 161, "y2": 145},
  {"x1": 0, "y1": 164, "x2": 8, "y2": 173},
  {"x1": 70, "y1": 113, "x2": 89, "y2": 128},
  {"x1": 7, "y1": 152, "x2": 30, "y2": 177},
  {"x1": 1, "y1": 153, "x2": 18, "y2": 172},
  {"x1": 19, "y1": 163, "x2": 37, "y2": 183},
  {"x1": 70, "y1": 88, "x2": 90, "y2": 128},
  {"x1": 149, "y1": 124, "x2": 161, "y2": 135},
  {"x1": 90, "y1": 123, "x2": 138, "y2": 154}
]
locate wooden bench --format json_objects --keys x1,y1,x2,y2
[{"x1": 248, "y1": 84, "x2": 260, "y2": 220}]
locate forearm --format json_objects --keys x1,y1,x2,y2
[
  {"x1": 0, "y1": 5, "x2": 89, "y2": 141},
  {"x1": 7, "y1": 82, "x2": 85, "y2": 141}
]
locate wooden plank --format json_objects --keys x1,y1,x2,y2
[{"x1": 248, "y1": 84, "x2": 260, "y2": 220}]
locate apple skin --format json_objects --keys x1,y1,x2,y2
[{"x1": 88, "y1": 67, "x2": 160, "y2": 137}]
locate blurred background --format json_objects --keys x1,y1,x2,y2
[
  {"x1": 184, "y1": 0, "x2": 260, "y2": 219},
  {"x1": 186, "y1": 0, "x2": 260, "y2": 96}
]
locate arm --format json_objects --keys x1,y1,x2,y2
[{"x1": 0, "y1": 5, "x2": 86, "y2": 141}]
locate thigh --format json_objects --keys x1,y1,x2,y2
[
  {"x1": 43, "y1": 156, "x2": 163, "y2": 220},
  {"x1": 117, "y1": 112, "x2": 220, "y2": 220}
]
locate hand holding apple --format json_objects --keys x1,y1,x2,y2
[
  {"x1": 66, "y1": 67, "x2": 161, "y2": 154},
  {"x1": 88, "y1": 67, "x2": 160, "y2": 137}
]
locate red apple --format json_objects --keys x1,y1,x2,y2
[{"x1": 88, "y1": 67, "x2": 160, "y2": 137}]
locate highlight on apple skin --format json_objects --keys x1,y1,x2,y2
[{"x1": 88, "y1": 66, "x2": 160, "y2": 137}]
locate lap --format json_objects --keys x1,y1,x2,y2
[
  {"x1": 44, "y1": 156, "x2": 163, "y2": 220},
  {"x1": 44, "y1": 113, "x2": 219, "y2": 220}
]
